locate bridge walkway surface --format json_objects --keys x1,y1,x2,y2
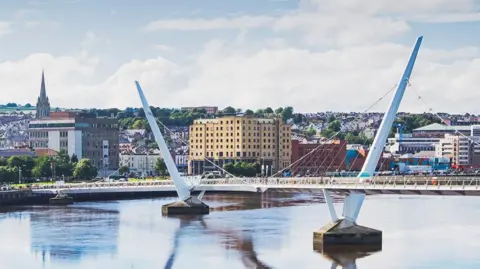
[{"x1": 27, "y1": 176, "x2": 480, "y2": 196}]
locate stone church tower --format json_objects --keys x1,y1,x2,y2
[{"x1": 35, "y1": 71, "x2": 51, "y2": 118}]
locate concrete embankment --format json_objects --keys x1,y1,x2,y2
[
  {"x1": 0, "y1": 189, "x2": 181, "y2": 206},
  {"x1": 0, "y1": 189, "x2": 258, "y2": 206},
  {"x1": 0, "y1": 190, "x2": 35, "y2": 206}
]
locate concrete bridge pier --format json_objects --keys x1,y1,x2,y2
[
  {"x1": 313, "y1": 190, "x2": 382, "y2": 252},
  {"x1": 161, "y1": 192, "x2": 210, "y2": 215}
]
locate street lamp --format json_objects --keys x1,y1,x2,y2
[{"x1": 18, "y1": 166, "x2": 22, "y2": 184}]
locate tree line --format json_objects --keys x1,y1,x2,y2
[
  {"x1": 0, "y1": 151, "x2": 98, "y2": 184},
  {"x1": 81, "y1": 106, "x2": 295, "y2": 130},
  {"x1": 223, "y1": 162, "x2": 262, "y2": 177}
]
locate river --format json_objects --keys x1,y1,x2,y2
[{"x1": 0, "y1": 193, "x2": 479, "y2": 269}]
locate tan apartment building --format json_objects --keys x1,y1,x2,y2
[{"x1": 188, "y1": 115, "x2": 291, "y2": 175}]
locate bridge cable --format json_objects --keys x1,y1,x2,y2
[
  {"x1": 409, "y1": 82, "x2": 480, "y2": 154},
  {"x1": 270, "y1": 83, "x2": 397, "y2": 178}
]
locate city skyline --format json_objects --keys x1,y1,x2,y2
[{"x1": 0, "y1": 1, "x2": 479, "y2": 113}]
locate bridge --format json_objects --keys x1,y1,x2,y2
[
  {"x1": 127, "y1": 35, "x2": 479, "y2": 250},
  {"x1": 31, "y1": 176, "x2": 480, "y2": 196}
]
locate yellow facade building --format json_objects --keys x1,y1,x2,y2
[{"x1": 188, "y1": 115, "x2": 291, "y2": 175}]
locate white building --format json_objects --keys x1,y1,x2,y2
[
  {"x1": 119, "y1": 153, "x2": 163, "y2": 175},
  {"x1": 387, "y1": 133, "x2": 440, "y2": 154},
  {"x1": 435, "y1": 134, "x2": 480, "y2": 168}
]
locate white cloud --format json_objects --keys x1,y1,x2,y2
[
  {"x1": 144, "y1": 15, "x2": 275, "y2": 31},
  {"x1": 142, "y1": 0, "x2": 480, "y2": 47},
  {"x1": 410, "y1": 12, "x2": 480, "y2": 23},
  {"x1": 1, "y1": 39, "x2": 479, "y2": 114},
  {"x1": 153, "y1": 44, "x2": 173, "y2": 52},
  {"x1": 81, "y1": 31, "x2": 111, "y2": 49},
  {"x1": 13, "y1": 8, "x2": 60, "y2": 29},
  {"x1": 0, "y1": 22, "x2": 12, "y2": 38},
  {"x1": 1, "y1": 0, "x2": 480, "y2": 114},
  {"x1": 306, "y1": 0, "x2": 478, "y2": 15}
]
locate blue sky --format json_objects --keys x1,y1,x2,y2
[{"x1": 0, "y1": 0, "x2": 480, "y2": 113}]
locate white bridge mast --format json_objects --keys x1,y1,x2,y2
[
  {"x1": 358, "y1": 36, "x2": 423, "y2": 178},
  {"x1": 135, "y1": 81, "x2": 191, "y2": 201},
  {"x1": 323, "y1": 36, "x2": 424, "y2": 226}
]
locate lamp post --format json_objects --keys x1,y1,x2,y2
[{"x1": 18, "y1": 166, "x2": 22, "y2": 184}]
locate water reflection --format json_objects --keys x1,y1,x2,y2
[
  {"x1": 165, "y1": 215, "x2": 273, "y2": 268},
  {"x1": 1, "y1": 194, "x2": 480, "y2": 268},
  {"x1": 29, "y1": 205, "x2": 119, "y2": 262},
  {"x1": 320, "y1": 249, "x2": 380, "y2": 269}
]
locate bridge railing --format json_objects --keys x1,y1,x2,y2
[{"x1": 27, "y1": 176, "x2": 480, "y2": 190}]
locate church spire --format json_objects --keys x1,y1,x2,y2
[
  {"x1": 40, "y1": 70, "x2": 47, "y2": 99},
  {"x1": 35, "y1": 70, "x2": 51, "y2": 119}
]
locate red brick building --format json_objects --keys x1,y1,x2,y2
[{"x1": 291, "y1": 139, "x2": 347, "y2": 176}]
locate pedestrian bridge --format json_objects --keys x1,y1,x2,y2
[{"x1": 31, "y1": 176, "x2": 480, "y2": 196}]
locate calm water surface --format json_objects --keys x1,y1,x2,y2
[{"x1": 0, "y1": 193, "x2": 479, "y2": 269}]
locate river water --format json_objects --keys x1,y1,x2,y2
[{"x1": 0, "y1": 193, "x2": 479, "y2": 269}]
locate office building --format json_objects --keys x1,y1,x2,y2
[
  {"x1": 181, "y1": 106, "x2": 218, "y2": 115},
  {"x1": 435, "y1": 134, "x2": 480, "y2": 169},
  {"x1": 28, "y1": 111, "x2": 120, "y2": 172}
]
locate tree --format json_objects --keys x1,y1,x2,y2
[
  {"x1": 328, "y1": 120, "x2": 341, "y2": 132},
  {"x1": 25, "y1": 103, "x2": 32, "y2": 108},
  {"x1": 155, "y1": 158, "x2": 168, "y2": 176},
  {"x1": 328, "y1": 115, "x2": 336, "y2": 123},
  {"x1": 119, "y1": 166, "x2": 130, "y2": 175},
  {"x1": 132, "y1": 119, "x2": 145, "y2": 129},
  {"x1": 293, "y1": 113, "x2": 305, "y2": 124},
  {"x1": 73, "y1": 158, "x2": 98, "y2": 180},
  {"x1": 275, "y1": 107, "x2": 283, "y2": 115},
  {"x1": 0, "y1": 158, "x2": 6, "y2": 166},
  {"x1": 254, "y1": 109, "x2": 264, "y2": 116},
  {"x1": 137, "y1": 108, "x2": 146, "y2": 117},
  {"x1": 345, "y1": 133, "x2": 356, "y2": 144},
  {"x1": 7, "y1": 156, "x2": 25, "y2": 168},
  {"x1": 244, "y1": 109, "x2": 254, "y2": 116},
  {"x1": 70, "y1": 154, "x2": 79, "y2": 164},
  {"x1": 281, "y1": 106, "x2": 294, "y2": 122},
  {"x1": 0, "y1": 166, "x2": 17, "y2": 183},
  {"x1": 222, "y1": 106, "x2": 236, "y2": 114},
  {"x1": 20, "y1": 156, "x2": 35, "y2": 178},
  {"x1": 264, "y1": 107, "x2": 274, "y2": 114},
  {"x1": 305, "y1": 127, "x2": 317, "y2": 137},
  {"x1": 54, "y1": 150, "x2": 74, "y2": 177},
  {"x1": 223, "y1": 162, "x2": 235, "y2": 175},
  {"x1": 32, "y1": 157, "x2": 52, "y2": 178}
]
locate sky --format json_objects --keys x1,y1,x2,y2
[{"x1": 0, "y1": 0, "x2": 480, "y2": 113}]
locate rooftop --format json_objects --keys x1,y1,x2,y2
[{"x1": 413, "y1": 123, "x2": 471, "y2": 132}]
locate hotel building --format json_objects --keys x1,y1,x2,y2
[{"x1": 188, "y1": 115, "x2": 291, "y2": 175}]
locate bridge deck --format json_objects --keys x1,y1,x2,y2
[{"x1": 27, "y1": 177, "x2": 480, "y2": 196}]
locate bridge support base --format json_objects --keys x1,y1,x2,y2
[
  {"x1": 314, "y1": 190, "x2": 382, "y2": 252},
  {"x1": 162, "y1": 196, "x2": 210, "y2": 216},
  {"x1": 313, "y1": 218, "x2": 382, "y2": 252}
]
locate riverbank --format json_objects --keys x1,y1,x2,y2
[{"x1": 0, "y1": 190, "x2": 34, "y2": 206}]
